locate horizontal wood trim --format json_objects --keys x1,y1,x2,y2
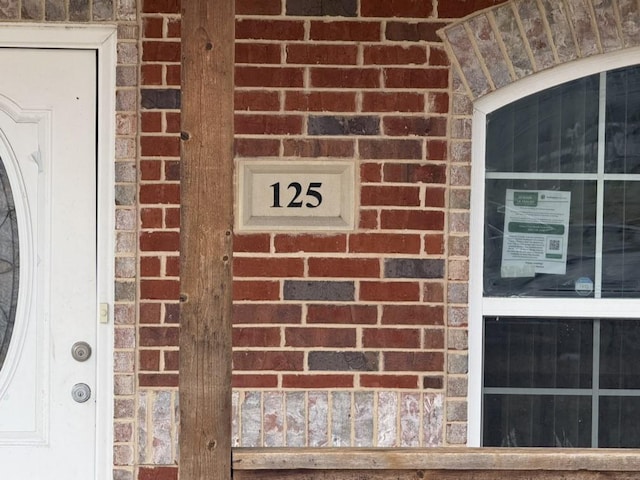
[{"x1": 232, "y1": 448, "x2": 640, "y2": 472}]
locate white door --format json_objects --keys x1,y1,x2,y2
[{"x1": 0, "y1": 48, "x2": 98, "y2": 478}]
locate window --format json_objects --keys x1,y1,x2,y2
[{"x1": 471, "y1": 63, "x2": 640, "y2": 447}]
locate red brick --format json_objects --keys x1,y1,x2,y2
[
  {"x1": 235, "y1": 114, "x2": 303, "y2": 135},
  {"x1": 234, "y1": 257, "x2": 304, "y2": 277},
  {"x1": 308, "y1": 258, "x2": 380, "y2": 278},
  {"x1": 143, "y1": 16, "x2": 163, "y2": 38},
  {"x1": 166, "y1": 113, "x2": 180, "y2": 133},
  {"x1": 234, "y1": 233, "x2": 271, "y2": 252},
  {"x1": 361, "y1": 163, "x2": 382, "y2": 182},
  {"x1": 140, "y1": 231, "x2": 179, "y2": 251},
  {"x1": 236, "y1": 0, "x2": 281, "y2": 15},
  {"x1": 385, "y1": 21, "x2": 446, "y2": 42},
  {"x1": 282, "y1": 139, "x2": 354, "y2": 157},
  {"x1": 285, "y1": 327, "x2": 356, "y2": 347},
  {"x1": 140, "y1": 160, "x2": 162, "y2": 181},
  {"x1": 233, "y1": 280, "x2": 280, "y2": 300},
  {"x1": 139, "y1": 350, "x2": 160, "y2": 371},
  {"x1": 235, "y1": 91, "x2": 280, "y2": 111},
  {"x1": 438, "y1": 0, "x2": 508, "y2": 18},
  {"x1": 427, "y1": 139, "x2": 448, "y2": 160},
  {"x1": 310, "y1": 21, "x2": 381, "y2": 41},
  {"x1": 349, "y1": 233, "x2": 420, "y2": 254},
  {"x1": 236, "y1": 19, "x2": 304, "y2": 40},
  {"x1": 363, "y1": 327, "x2": 420, "y2": 348},
  {"x1": 429, "y1": 46, "x2": 449, "y2": 66},
  {"x1": 141, "y1": 112, "x2": 162, "y2": 132},
  {"x1": 236, "y1": 66, "x2": 304, "y2": 87},
  {"x1": 142, "y1": 0, "x2": 179, "y2": 13},
  {"x1": 359, "y1": 139, "x2": 422, "y2": 159},
  {"x1": 361, "y1": 0, "x2": 433, "y2": 17},
  {"x1": 360, "y1": 281, "x2": 420, "y2": 301},
  {"x1": 275, "y1": 234, "x2": 347, "y2": 253},
  {"x1": 361, "y1": 185, "x2": 421, "y2": 206},
  {"x1": 140, "y1": 136, "x2": 180, "y2": 157},
  {"x1": 139, "y1": 467, "x2": 178, "y2": 480},
  {"x1": 383, "y1": 163, "x2": 447, "y2": 183},
  {"x1": 236, "y1": 43, "x2": 281, "y2": 64},
  {"x1": 235, "y1": 138, "x2": 280, "y2": 157},
  {"x1": 381, "y1": 305, "x2": 444, "y2": 325},
  {"x1": 380, "y1": 209, "x2": 445, "y2": 230},
  {"x1": 360, "y1": 374, "x2": 419, "y2": 389},
  {"x1": 424, "y1": 234, "x2": 445, "y2": 255},
  {"x1": 140, "y1": 184, "x2": 180, "y2": 204},
  {"x1": 232, "y1": 374, "x2": 279, "y2": 388},
  {"x1": 310, "y1": 67, "x2": 380, "y2": 88},
  {"x1": 167, "y1": 18, "x2": 180, "y2": 37},
  {"x1": 364, "y1": 45, "x2": 427, "y2": 65},
  {"x1": 384, "y1": 351, "x2": 443, "y2": 372},
  {"x1": 140, "y1": 256, "x2": 161, "y2": 276},
  {"x1": 165, "y1": 207, "x2": 180, "y2": 228},
  {"x1": 359, "y1": 210, "x2": 378, "y2": 229},
  {"x1": 164, "y1": 350, "x2": 179, "y2": 370},
  {"x1": 282, "y1": 374, "x2": 354, "y2": 388},
  {"x1": 138, "y1": 373, "x2": 179, "y2": 387},
  {"x1": 141, "y1": 64, "x2": 162, "y2": 85},
  {"x1": 428, "y1": 92, "x2": 450, "y2": 114},
  {"x1": 141, "y1": 207, "x2": 163, "y2": 228},
  {"x1": 142, "y1": 41, "x2": 180, "y2": 62},
  {"x1": 233, "y1": 351, "x2": 303, "y2": 370},
  {"x1": 233, "y1": 327, "x2": 281, "y2": 347},
  {"x1": 165, "y1": 256, "x2": 179, "y2": 277},
  {"x1": 384, "y1": 116, "x2": 447, "y2": 136},
  {"x1": 284, "y1": 91, "x2": 356, "y2": 112},
  {"x1": 166, "y1": 65, "x2": 180, "y2": 85},
  {"x1": 140, "y1": 326, "x2": 179, "y2": 346},
  {"x1": 140, "y1": 302, "x2": 161, "y2": 324},
  {"x1": 233, "y1": 304, "x2": 302, "y2": 324},
  {"x1": 362, "y1": 92, "x2": 425, "y2": 112},
  {"x1": 425, "y1": 187, "x2": 445, "y2": 207},
  {"x1": 307, "y1": 304, "x2": 378, "y2": 325},
  {"x1": 286, "y1": 44, "x2": 358, "y2": 65},
  {"x1": 384, "y1": 68, "x2": 449, "y2": 89},
  {"x1": 140, "y1": 279, "x2": 180, "y2": 300}
]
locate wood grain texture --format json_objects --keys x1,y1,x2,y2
[
  {"x1": 233, "y1": 448, "x2": 640, "y2": 472},
  {"x1": 180, "y1": 1, "x2": 234, "y2": 479}
]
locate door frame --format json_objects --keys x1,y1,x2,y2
[{"x1": 0, "y1": 24, "x2": 116, "y2": 479}]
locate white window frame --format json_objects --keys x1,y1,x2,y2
[{"x1": 468, "y1": 46, "x2": 640, "y2": 446}]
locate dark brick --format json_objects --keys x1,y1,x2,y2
[
  {"x1": 22, "y1": 0, "x2": 43, "y2": 19},
  {"x1": 384, "y1": 258, "x2": 445, "y2": 279},
  {"x1": 423, "y1": 375, "x2": 444, "y2": 389},
  {"x1": 308, "y1": 116, "x2": 379, "y2": 136},
  {"x1": 45, "y1": 0, "x2": 66, "y2": 20},
  {"x1": 141, "y1": 89, "x2": 181, "y2": 110},
  {"x1": 286, "y1": 0, "x2": 357, "y2": 16},
  {"x1": 69, "y1": 0, "x2": 90, "y2": 20},
  {"x1": 309, "y1": 351, "x2": 379, "y2": 371},
  {"x1": 385, "y1": 21, "x2": 446, "y2": 42},
  {"x1": 283, "y1": 280, "x2": 354, "y2": 301}
]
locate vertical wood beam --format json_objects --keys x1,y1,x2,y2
[{"x1": 180, "y1": 0, "x2": 234, "y2": 479}]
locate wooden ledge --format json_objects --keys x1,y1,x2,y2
[{"x1": 232, "y1": 447, "x2": 640, "y2": 471}]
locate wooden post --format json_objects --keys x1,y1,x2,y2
[{"x1": 179, "y1": 0, "x2": 234, "y2": 479}]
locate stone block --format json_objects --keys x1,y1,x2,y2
[{"x1": 354, "y1": 392, "x2": 374, "y2": 447}]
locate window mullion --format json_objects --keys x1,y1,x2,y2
[
  {"x1": 591, "y1": 318, "x2": 601, "y2": 447},
  {"x1": 594, "y1": 72, "x2": 607, "y2": 299}
]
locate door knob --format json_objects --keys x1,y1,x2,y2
[
  {"x1": 71, "y1": 383, "x2": 91, "y2": 403},
  {"x1": 71, "y1": 341, "x2": 92, "y2": 362}
]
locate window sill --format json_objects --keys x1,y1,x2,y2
[{"x1": 232, "y1": 447, "x2": 640, "y2": 471}]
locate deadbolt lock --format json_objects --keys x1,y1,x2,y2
[
  {"x1": 71, "y1": 341, "x2": 92, "y2": 362},
  {"x1": 71, "y1": 383, "x2": 91, "y2": 403}
]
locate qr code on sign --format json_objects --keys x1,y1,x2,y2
[{"x1": 548, "y1": 238, "x2": 561, "y2": 251}]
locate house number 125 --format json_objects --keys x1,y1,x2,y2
[{"x1": 270, "y1": 182, "x2": 323, "y2": 208}]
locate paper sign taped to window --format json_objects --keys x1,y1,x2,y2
[{"x1": 501, "y1": 189, "x2": 571, "y2": 278}]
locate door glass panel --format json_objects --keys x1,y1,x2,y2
[{"x1": 0, "y1": 156, "x2": 19, "y2": 372}]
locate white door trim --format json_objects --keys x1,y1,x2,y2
[{"x1": 0, "y1": 24, "x2": 116, "y2": 479}]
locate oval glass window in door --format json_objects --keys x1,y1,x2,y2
[{"x1": 0, "y1": 156, "x2": 18, "y2": 372}]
